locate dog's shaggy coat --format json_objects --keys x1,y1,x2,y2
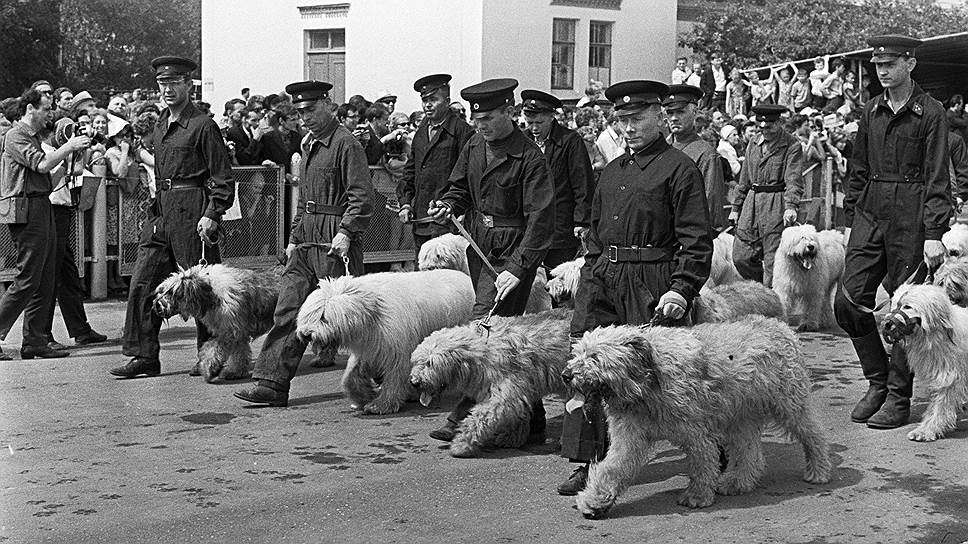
[
  {"x1": 773, "y1": 224, "x2": 845, "y2": 331},
  {"x1": 693, "y1": 280, "x2": 786, "y2": 324},
  {"x1": 704, "y1": 230, "x2": 744, "y2": 292},
  {"x1": 153, "y1": 264, "x2": 278, "y2": 382},
  {"x1": 409, "y1": 309, "x2": 572, "y2": 457},
  {"x1": 942, "y1": 223, "x2": 968, "y2": 261},
  {"x1": 296, "y1": 269, "x2": 475, "y2": 414},
  {"x1": 882, "y1": 284, "x2": 968, "y2": 442},
  {"x1": 934, "y1": 258, "x2": 968, "y2": 307},
  {"x1": 564, "y1": 316, "x2": 832, "y2": 518}
]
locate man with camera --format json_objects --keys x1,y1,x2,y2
[
  {"x1": 728, "y1": 104, "x2": 804, "y2": 288},
  {"x1": 0, "y1": 87, "x2": 91, "y2": 360},
  {"x1": 109, "y1": 56, "x2": 235, "y2": 378}
]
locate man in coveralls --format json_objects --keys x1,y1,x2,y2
[
  {"x1": 664, "y1": 84, "x2": 728, "y2": 231},
  {"x1": 834, "y1": 35, "x2": 949, "y2": 429},
  {"x1": 397, "y1": 73, "x2": 474, "y2": 252},
  {"x1": 557, "y1": 80, "x2": 713, "y2": 495},
  {"x1": 110, "y1": 56, "x2": 234, "y2": 378},
  {"x1": 728, "y1": 103, "x2": 804, "y2": 287},
  {"x1": 425, "y1": 78, "x2": 556, "y2": 447},
  {"x1": 519, "y1": 89, "x2": 595, "y2": 268},
  {"x1": 235, "y1": 80, "x2": 375, "y2": 407}
]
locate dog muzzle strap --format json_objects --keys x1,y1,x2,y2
[{"x1": 882, "y1": 309, "x2": 920, "y2": 344}]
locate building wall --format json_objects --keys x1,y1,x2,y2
[{"x1": 481, "y1": 0, "x2": 677, "y2": 101}]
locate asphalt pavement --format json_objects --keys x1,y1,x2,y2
[{"x1": 1, "y1": 301, "x2": 966, "y2": 544}]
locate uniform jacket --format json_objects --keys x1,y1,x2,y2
[
  {"x1": 731, "y1": 129, "x2": 804, "y2": 213},
  {"x1": 290, "y1": 117, "x2": 375, "y2": 246},
  {"x1": 440, "y1": 127, "x2": 554, "y2": 278},
  {"x1": 225, "y1": 125, "x2": 263, "y2": 166},
  {"x1": 845, "y1": 83, "x2": 950, "y2": 240},
  {"x1": 529, "y1": 120, "x2": 595, "y2": 249},
  {"x1": 397, "y1": 110, "x2": 473, "y2": 236},
  {"x1": 585, "y1": 138, "x2": 713, "y2": 301},
  {"x1": 949, "y1": 130, "x2": 968, "y2": 205},
  {"x1": 672, "y1": 131, "x2": 727, "y2": 230}
]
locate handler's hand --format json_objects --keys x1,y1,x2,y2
[
  {"x1": 657, "y1": 290, "x2": 687, "y2": 320},
  {"x1": 197, "y1": 217, "x2": 218, "y2": 244},
  {"x1": 783, "y1": 208, "x2": 798, "y2": 226},
  {"x1": 427, "y1": 200, "x2": 452, "y2": 222},
  {"x1": 494, "y1": 270, "x2": 521, "y2": 303},
  {"x1": 727, "y1": 210, "x2": 739, "y2": 226},
  {"x1": 398, "y1": 205, "x2": 413, "y2": 223},
  {"x1": 330, "y1": 232, "x2": 351, "y2": 257},
  {"x1": 574, "y1": 226, "x2": 589, "y2": 240},
  {"x1": 924, "y1": 239, "x2": 946, "y2": 269}
]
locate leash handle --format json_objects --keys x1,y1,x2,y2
[
  {"x1": 198, "y1": 234, "x2": 208, "y2": 266},
  {"x1": 840, "y1": 260, "x2": 934, "y2": 315},
  {"x1": 450, "y1": 215, "x2": 500, "y2": 278}
]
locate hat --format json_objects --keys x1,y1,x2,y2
[
  {"x1": 520, "y1": 90, "x2": 562, "y2": 114},
  {"x1": 151, "y1": 56, "x2": 197, "y2": 80},
  {"x1": 751, "y1": 104, "x2": 788, "y2": 123},
  {"x1": 285, "y1": 81, "x2": 333, "y2": 108},
  {"x1": 413, "y1": 74, "x2": 451, "y2": 98},
  {"x1": 460, "y1": 78, "x2": 518, "y2": 117},
  {"x1": 822, "y1": 113, "x2": 844, "y2": 129},
  {"x1": 376, "y1": 90, "x2": 397, "y2": 103},
  {"x1": 720, "y1": 124, "x2": 738, "y2": 140},
  {"x1": 844, "y1": 121, "x2": 859, "y2": 135},
  {"x1": 662, "y1": 84, "x2": 703, "y2": 110},
  {"x1": 70, "y1": 91, "x2": 95, "y2": 111},
  {"x1": 868, "y1": 35, "x2": 921, "y2": 62},
  {"x1": 799, "y1": 106, "x2": 818, "y2": 116},
  {"x1": 106, "y1": 115, "x2": 130, "y2": 138},
  {"x1": 604, "y1": 80, "x2": 670, "y2": 112}
]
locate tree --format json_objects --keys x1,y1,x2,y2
[
  {"x1": 681, "y1": 0, "x2": 968, "y2": 68},
  {"x1": 0, "y1": 0, "x2": 62, "y2": 98}
]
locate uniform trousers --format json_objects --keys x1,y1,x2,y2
[
  {"x1": 0, "y1": 197, "x2": 57, "y2": 348},
  {"x1": 733, "y1": 192, "x2": 785, "y2": 287}
]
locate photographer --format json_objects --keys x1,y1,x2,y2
[
  {"x1": 337, "y1": 103, "x2": 369, "y2": 146},
  {"x1": 0, "y1": 88, "x2": 91, "y2": 360}
]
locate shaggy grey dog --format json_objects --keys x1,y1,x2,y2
[
  {"x1": 563, "y1": 316, "x2": 832, "y2": 519},
  {"x1": 882, "y1": 284, "x2": 968, "y2": 442},
  {"x1": 934, "y1": 258, "x2": 968, "y2": 307},
  {"x1": 409, "y1": 309, "x2": 572, "y2": 457},
  {"x1": 692, "y1": 280, "x2": 786, "y2": 324},
  {"x1": 773, "y1": 225, "x2": 845, "y2": 331},
  {"x1": 296, "y1": 269, "x2": 475, "y2": 415},
  {"x1": 153, "y1": 264, "x2": 278, "y2": 382}
]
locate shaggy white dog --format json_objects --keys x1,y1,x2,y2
[
  {"x1": 703, "y1": 230, "x2": 744, "y2": 293},
  {"x1": 547, "y1": 258, "x2": 583, "y2": 306},
  {"x1": 934, "y1": 258, "x2": 968, "y2": 307},
  {"x1": 773, "y1": 224, "x2": 845, "y2": 331},
  {"x1": 153, "y1": 264, "x2": 278, "y2": 382},
  {"x1": 942, "y1": 223, "x2": 968, "y2": 261},
  {"x1": 564, "y1": 316, "x2": 832, "y2": 519},
  {"x1": 296, "y1": 269, "x2": 475, "y2": 414},
  {"x1": 409, "y1": 309, "x2": 572, "y2": 457},
  {"x1": 417, "y1": 232, "x2": 552, "y2": 313},
  {"x1": 881, "y1": 284, "x2": 968, "y2": 442}
]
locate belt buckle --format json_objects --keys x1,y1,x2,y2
[
  {"x1": 481, "y1": 214, "x2": 494, "y2": 228},
  {"x1": 305, "y1": 200, "x2": 316, "y2": 214},
  {"x1": 159, "y1": 178, "x2": 173, "y2": 191},
  {"x1": 607, "y1": 245, "x2": 618, "y2": 263}
]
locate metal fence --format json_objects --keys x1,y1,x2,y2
[
  {"x1": 361, "y1": 166, "x2": 414, "y2": 263},
  {"x1": 0, "y1": 200, "x2": 84, "y2": 283}
]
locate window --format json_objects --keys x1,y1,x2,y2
[
  {"x1": 589, "y1": 21, "x2": 612, "y2": 86},
  {"x1": 551, "y1": 19, "x2": 576, "y2": 90},
  {"x1": 307, "y1": 29, "x2": 346, "y2": 52}
]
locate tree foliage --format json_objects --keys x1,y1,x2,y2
[
  {"x1": 681, "y1": 0, "x2": 968, "y2": 68},
  {"x1": 0, "y1": 0, "x2": 200, "y2": 98}
]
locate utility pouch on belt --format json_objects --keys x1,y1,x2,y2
[{"x1": 0, "y1": 135, "x2": 28, "y2": 224}]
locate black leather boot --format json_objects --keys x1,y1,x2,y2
[
  {"x1": 867, "y1": 345, "x2": 912, "y2": 429},
  {"x1": 849, "y1": 331, "x2": 889, "y2": 423}
]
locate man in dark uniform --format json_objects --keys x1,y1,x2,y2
[
  {"x1": 728, "y1": 104, "x2": 804, "y2": 288},
  {"x1": 0, "y1": 88, "x2": 91, "y2": 360},
  {"x1": 110, "y1": 56, "x2": 235, "y2": 378},
  {"x1": 235, "y1": 81, "x2": 375, "y2": 407},
  {"x1": 834, "y1": 35, "x2": 949, "y2": 429},
  {"x1": 425, "y1": 78, "x2": 555, "y2": 446},
  {"x1": 520, "y1": 89, "x2": 595, "y2": 267},
  {"x1": 664, "y1": 84, "x2": 728, "y2": 230},
  {"x1": 557, "y1": 80, "x2": 713, "y2": 495},
  {"x1": 397, "y1": 73, "x2": 474, "y2": 251}
]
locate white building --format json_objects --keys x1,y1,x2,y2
[{"x1": 201, "y1": 0, "x2": 678, "y2": 113}]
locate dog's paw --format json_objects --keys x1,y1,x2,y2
[
  {"x1": 715, "y1": 473, "x2": 756, "y2": 496},
  {"x1": 361, "y1": 399, "x2": 402, "y2": 415},
  {"x1": 907, "y1": 427, "x2": 941, "y2": 442},
  {"x1": 677, "y1": 487, "x2": 715, "y2": 508},
  {"x1": 218, "y1": 368, "x2": 252, "y2": 382},
  {"x1": 448, "y1": 440, "x2": 480, "y2": 458},
  {"x1": 802, "y1": 465, "x2": 832, "y2": 485},
  {"x1": 201, "y1": 362, "x2": 223, "y2": 383},
  {"x1": 576, "y1": 490, "x2": 613, "y2": 519}
]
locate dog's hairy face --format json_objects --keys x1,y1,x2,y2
[
  {"x1": 417, "y1": 234, "x2": 469, "y2": 273},
  {"x1": 409, "y1": 327, "x2": 486, "y2": 406},
  {"x1": 562, "y1": 326, "x2": 659, "y2": 403},
  {"x1": 883, "y1": 285, "x2": 952, "y2": 344},
  {"x1": 780, "y1": 225, "x2": 820, "y2": 270},
  {"x1": 152, "y1": 266, "x2": 218, "y2": 320},
  {"x1": 942, "y1": 225, "x2": 968, "y2": 262},
  {"x1": 295, "y1": 278, "x2": 381, "y2": 346},
  {"x1": 935, "y1": 260, "x2": 968, "y2": 307},
  {"x1": 546, "y1": 259, "x2": 582, "y2": 303}
]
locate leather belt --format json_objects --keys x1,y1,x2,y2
[
  {"x1": 606, "y1": 245, "x2": 675, "y2": 263},
  {"x1": 305, "y1": 201, "x2": 345, "y2": 215},
  {"x1": 480, "y1": 213, "x2": 525, "y2": 228},
  {"x1": 158, "y1": 177, "x2": 206, "y2": 191},
  {"x1": 751, "y1": 184, "x2": 785, "y2": 193},
  {"x1": 871, "y1": 173, "x2": 921, "y2": 183}
]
